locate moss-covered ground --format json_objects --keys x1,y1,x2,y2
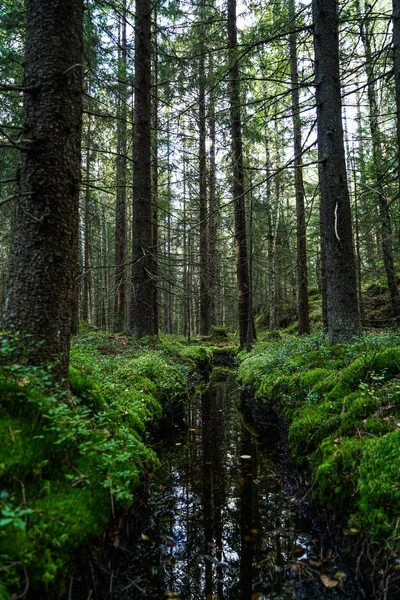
[
  {"x1": 238, "y1": 332, "x2": 400, "y2": 550},
  {"x1": 0, "y1": 331, "x2": 217, "y2": 599}
]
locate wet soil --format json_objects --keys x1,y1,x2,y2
[{"x1": 71, "y1": 368, "x2": 366, "y2": 600}]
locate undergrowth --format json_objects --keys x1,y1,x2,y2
[
  {"x1": 238, "y1": 331, "x2": 400, "y2": 548},
  {"x1": 0, "y1": 331, "x2": 211, "y2": 598}
]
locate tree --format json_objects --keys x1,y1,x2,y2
[
  {"x1": 312, "y1": 0, "x2": 361, "y2": 342},
  {"x1": 114, "y1": 0, "x2": 128, "y2": 332},
  {"x1": 129, "y1": 0, "x2": 156, "y2": 336},
  {"x1": 3, "y1": 0, "x2": 84, "y2": 381},
  {"x1": 228, "y1": 0, "x2": 254, "y2": 348},
  {"x1": 289, "y1": 0, "x2": 310, "y2": 335}
]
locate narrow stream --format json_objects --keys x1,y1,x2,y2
[{"x1": 75, "y1": 367, "x2": 363, "y2": 599}]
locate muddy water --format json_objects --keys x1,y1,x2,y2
[{"x1": 93, "y1": 367, "x2": 362, "y2": 600}]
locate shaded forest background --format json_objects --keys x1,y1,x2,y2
[{"x1": 1, "y1": 0, "x2": 400, "y2": 354}]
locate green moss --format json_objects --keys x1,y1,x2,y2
[
  {"x1": 179, "y1": 345, "x2": 213, "y2": 369},
  {"x1": 288, "y1": 401, "x2": 342, "y2": 461},
  {"x1": 339, "y1": 392, "x2": 379, "y2": 436},
  {"x1": 357, "y1": 431, "x2": 400, "y2": 539},
  {"x1": 0, "y1": 331, "x2": 203, "y2": 597},
  {"x1": 313, "y1": 437, "x2": 364, "y2": 511}
]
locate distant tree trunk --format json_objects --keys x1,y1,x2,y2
[
  {"x1": 394, "y1": 0, "x2": 400, "y2": 186},
  {"x1": 312, "y1": 0, "x2": 360, "y2": 342},
  {"x1": 151, "y1": 0, "x2": 159, "y2": 334},
  {"x1": 199, "y1": 1, "x2": 211, "y2": 336},
  {"x1": 208, "y1": 55, "x2": 218, "y2": 328},
  {"x1": 228, "y1": 0, "x2": 253, "y2": 349},
  {"x1": 114, "y1": 1, "x2": 128, "y2": 332},
  {"x1": 129, "y1": 0, "x2": 155, "y2": 336},
  {"x1": 359, "y1": 2, "x2": 400, "y2": 322},
  {"x1": 3, "y1": 0, "x2": 83, "y2": 382},
  {"x1": 82, "y1": 118, "x2": 92, "y2": 323},
  {"x1": 289, "y1": 0, "x2": 310, "y2": 335}
]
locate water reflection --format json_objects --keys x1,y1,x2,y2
[{"x1": 103, "y1": 368, "x2": 359, "y2": 600}]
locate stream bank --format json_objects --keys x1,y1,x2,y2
[{"x1": 70, "y1": 367, "x2": 364, "y2": 599}]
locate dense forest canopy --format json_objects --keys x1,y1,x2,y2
[{"x1": 0, "y1": 0, "x2": 399, "y2": 371}]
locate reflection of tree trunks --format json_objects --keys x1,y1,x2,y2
[
  {"x1": 202, "y1": 390, "x2": 213, "y2": 597},
  {"x1": 239, "y1": 417, "x2": 254, "y2": 599},
  {"x1": 212, "y1": 385, "x2": 225, "y2": 599}
]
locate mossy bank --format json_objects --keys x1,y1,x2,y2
[
  {"x1": 238, "y1": 333, "x2": 400, "y2": 565},
  {"x1": 0, "y1": 332, "x2": 214, "y2": 599}
]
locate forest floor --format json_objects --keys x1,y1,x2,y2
[
  {"x1": 1, "y1": 326, "x2": 400, "y2": 598},
  {"x1": 0, "y1": 329, "x2": 235, "y2": 599}
]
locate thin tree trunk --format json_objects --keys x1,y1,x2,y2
[
  {"x1": 208, "y1": 56, "x2": 218, "y2": 328},
  {"x1": 151, "y1": 0, "x2": 159, "y2": 334},
  {"x1": 114, "y1": 0, "x2": 128, "y2": 332},
  {"x1": 289, "y1": 0, "x2": 310, "y2": 335},
  {"x1": 82, "y1": 117, "x2": 92, "y2": 323},
  {"x1": 129, "y1": 0, "x2": 155, "y2": 336},
  {"x1": 199, "y1": 0, "x2": 211, "y2": 336},
  {"x1": 360, "y1": 2, "x2": 400, "y2": 321},
  {"x1": 313, "y1": 0, "x2": 360, "y2": 342},
  {"x1": 228, "y1": 0, "x2": 253, "y2": 349},
  {"x1": 3, "y1": 0, "x2": 83, "y2": 381}
]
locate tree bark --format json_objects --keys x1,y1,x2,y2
[
  {"x1": 289, "y1": 0, "x2": 310, "y2": 335},
  {"x1": 114, "y1": 0, "x2": 128, "y2": 332},
  {"x1": 312, "y1": 0, "x2": 360, "y2": 342},
  {"x1": 228, "y1": 0, "x2": 253, "y2": 349},
  {"x1": 129, "y1": 0, "x2": 155, "y2": 336},
  {"x1": 3, "y1": 0, "x2": 83, "y2": 381},
  {"x1": 199, "y1": 0, "x2": 211, "y2": 336}
]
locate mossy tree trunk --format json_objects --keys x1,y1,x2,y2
[{"x1": 3, "y1": 0, "x2": 83, "y2": 382}]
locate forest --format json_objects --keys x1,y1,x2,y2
[{"x1": 0, "y1": 0, "x2": 400, "y2": 598}]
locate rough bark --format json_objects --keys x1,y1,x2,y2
[
  {"x1": 82, "y1": 117, "x2": 92, "y2": 323},
  {"x1": 151, "y1": 0, "x2": 159, "y2": 335},
  {"x1": 313, "y1": 0, "x2": 360, "y2": 342},
  {"x1": 129, "y1": 0, "x2": 155, "y2": 336},
  {"x1": 114, "y1": 1, "x2": 128, "y2": 332},
  {"x1": 289, "y1": 0, "x2": 310, "y2": 335},
  {"x1": 208, "y1": 56, "x2": 218, "y2": 328},
  {"x1": 228, "y1": 0, "x2": 253, "y2": 349},
  {"x1": 3, "y1": 0, "x2": 83, "y2": 381},
  {"x1": 199, "y1": 1, "x2": 211, "y2": 336}
]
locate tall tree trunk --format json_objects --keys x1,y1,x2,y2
[
  {"x1": 393, "y1": 0, "x2": 400, "y2": 188},
  {"x1": 228, "y1": 0, "x2": 253, "y2": 349},
  {"x1": 208, "y1": 55, "x2": 218, "y2": 328},
  {"x1": 360, "y1": 2, "x2": 400, "y2": 322},
  {"x1": 199, "y1": 0, "x2": 211, "y2": 336},
  {"x1": 151, "y1": 0, "x2": 159, "y2": 334},
  {"x1": 289, "y1": 0, "x2": 310, "y2": 335},
  {"x1": 3, "y1": 0, "x2": 83, "y2": 382},
  {"x1": 82, "y1": 117, "x2": 92, "y2": 323},
  {"x1": 114, "y1": 0, "x2": 128, "y2": 332},
  {"x1": 129, "y1": 0, "x2": 155, "y2": 336},
  {"x1": 312, "y1": 0, "x2": 360, "y2": 342}
]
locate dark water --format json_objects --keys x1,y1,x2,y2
[{"x1": 74, "y1": 368, "x2": 362, "y2": 599}]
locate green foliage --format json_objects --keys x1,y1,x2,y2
[
  {"x1": 179, "y1": 345, "x2": 213, "y2": 369},
  {"x1": 357, "y1": 431, "x2": 400, "y2": 540},
  {"x1": 0, "y1": 331, "x2": 198, "y2": 597},
  {"x1": 313, "y1": 437, "x2": 365, "y2": 511},
  {"x1": 239, "y1": 332, "x2": 400, "y2": 541}
]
